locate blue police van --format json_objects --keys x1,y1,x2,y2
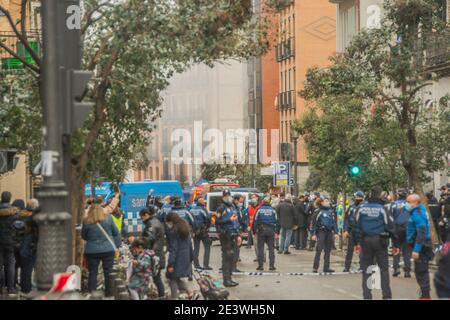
[{"x1": 85, "y1": 180, "x2": 184, "y2": 234}]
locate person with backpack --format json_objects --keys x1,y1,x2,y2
[
  {"x1": 81, "y1": 195, "x2": 119, "y2": 297},
  {"x1": 0, "y1": 191, "x2": 19, "y2": 295},
  {"x1": 389, "y1": 189, "x2": 412, "y2": 278},
  {"x1": 128, "y1": 239, "x2": 159, "y2": 300},
  {"x1": 189, "y1": 197, "x2": 212, "y2": 270}
]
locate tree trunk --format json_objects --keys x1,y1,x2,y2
[{"x1": 389, "y1": 164, "x2": 397, "y2": 201}]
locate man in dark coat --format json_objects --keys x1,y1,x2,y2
[
  {"x1": 293, "y1": 196, "x2": 308, "y2": 250},
  {"x1": 276, "y1": 194, "x2": 297, "y2": 254},
  {"x1": 139, "y1": 206, "x2": 166, "y2": 299},
  {"x1": 0, "y1": 191, "x2": 18, "y2": 295}
]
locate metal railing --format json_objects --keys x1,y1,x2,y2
[
  {"x1": 277, "y1": 90, "x2": 296, "y2": 111},
  {"x1": 0, "y1": 29, "x2": 41, "y2": 69},
  {"x1": 412, "y1": 30, "x2": 450, "y2": 75},
  {"x1": 276, "y1": 37, "x2": 295, "y2": 62}
]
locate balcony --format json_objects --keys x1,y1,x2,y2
[
  {"x1": 270, "y1": 0, "x2": 294, "y2": 12},
  {"x1": 413, "y1": 30, "x2": 450, "y2": 76},
  {"x1": 277, "y1": 90, "x2": 296, "y2": 112},
  {"x1": 0, "y1": 30, "x2": 41, "y2": 71},
  {"x1": 276, "y1": 37, "x2": 295, "y2": 62}
]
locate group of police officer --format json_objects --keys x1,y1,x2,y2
[{"x1": 142, "y1": 183, "x2": 450, "y2": 298}]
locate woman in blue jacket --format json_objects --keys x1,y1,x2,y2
[
  {"x1": 81, "y1": 196, "x2": 119, "y2": 297},
  {"x1": 165, "y1": 212, "x2": 195, "y2": 300}
]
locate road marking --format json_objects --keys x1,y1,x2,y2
[{"x1": 198, "y1": 270, "x2": 362, "y2": 277}]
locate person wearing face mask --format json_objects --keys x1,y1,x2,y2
[
  {"x1": 189, "y1": 197, "x2": 212, "y2": 270},
  {"x1": 253, "y1": 197, "x2": 278, "y2": 271},
  {"x1": 389, "y1": 189, "x2": 412, "y2": 278},
  {"x1": 354, "y1": 186, "x2": 400, "y2": 300},
  {"x1": 215, "y1": 190, "x2": 240, "y2": 287},
  {"x1": 343, "y1": 191, "x2": 365, "y2": 272},
  {"x1": 231, "y1": 196, "x2": 246, "y2": 272},
  {"x1": 311, "y1": 196, "x2": 339, "y2": 273},
  {"x1": 406, "y1": 194, "x2": 433, "y2": 299}
]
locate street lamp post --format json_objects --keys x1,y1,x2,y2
[
  {"x1": 291, "y1": 127, "x2": 299, "y2": 196},
  {"x1": 34, "y1": 0, "x2": 72, "y2": 291}
]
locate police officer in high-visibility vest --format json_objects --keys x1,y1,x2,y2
[
  {"x1": 253, "y1": 196, "x2": 278, "y2": 271},
  {"x1": 189, "y1": 197, "x2": 212, "y2": 270},
  {"x1": 354, "y1": 186, "x2": 400, "y2": 300},
  {"x1": 311, "y1": 196, "x2": 339, "y2": 273},
  {"x1": 343, "y1": 191, "x2": 364, "y2": 272},
  {"x1": 389, "y1": 189, "x2": 412, "y2": 277},
  {"x1": 216, "y1": 190, "x2": 241, "y2": 287}
]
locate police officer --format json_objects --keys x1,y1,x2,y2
[
  {"x1": 406, "y1": 194, "x2": 434, "y2": 299},
  {"x1": 389, "y1": 189, "x2": 412, "y2": 277},
  {"x1": 216, "y1": 190, "x2": 240, "y2": 287},
  {"x1": 189, "y1": 197, "x2": 212, "y2": 270},
  {"x1": 307, "y1": 192, "x2": 320, "y2": 251},
  {"x1": 253, "y1": 197, "x2": 278, "y2": 271},
  {"x1": 311, "y1": 196, "x2": 339, "y2": 273},
  {"x1": 170, "y1": 197, "x2": 196, "y2": 230},
  {"x1": 231, "y1": 195, "x2": 245, "y2": 273},
  {"x1": 354, "y1": 186, "x2": 400, "y2": 300},
  {"x1": 343, "y1": 191, "x2": 364, "y2": 272},
  {"x1": 158, "y1": 196, "x2": 174, "y2": 223}
]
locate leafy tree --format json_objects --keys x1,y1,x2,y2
[
  {"x1": 0, "y1": 0, "x2": 275, "y2": 263},
  {"x1": 297, "y1": 0, "x2": 450, "y2": 243}
]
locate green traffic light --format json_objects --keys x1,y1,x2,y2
[{"x1": 350, "y1": 165, "x2": 361, "y2": 175}]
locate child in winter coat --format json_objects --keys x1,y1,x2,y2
[{"x1": 128, "y1": 239, "x2": 158, "y2": 300}]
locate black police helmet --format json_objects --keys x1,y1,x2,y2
[{"x1": 223, "y1": 189, "x2": 231, "y2": 197}]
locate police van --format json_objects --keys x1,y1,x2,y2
[{"x1": 85, "y1": 180, "x2": 184, "y2": 234}]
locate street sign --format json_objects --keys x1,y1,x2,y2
[
  {"x1": 260, "y1": 165, "x2": 274, "y2": 176},
  {"x1": 273, "y1": 162, "x2": 291, "y2": 187},
  {"x1": 289, "y1": 177, "x2": 295, "y2": 186}
]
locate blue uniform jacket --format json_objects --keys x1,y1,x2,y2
[
  {"x1": 189, "y1": 205, "x2": 211, "y2": 228},
  {"x1": 253, "y1": 205, "x2": 278, "y2": 232},
  {"x1": 407, "y1": 204, "x2": 431, "y2": 253},
  {"x1": 216, "y1": 202, "x2": 240, "y2": 235},
  {"x1": 390, "y1": 199, "x2": 410, "y2": 226},
  {"x1": 311, "y1": 206, "x2": 338, "y2": 235},
  {"x1": 158, "y1": 204, "x2": 174, "y2": 223},
  {"x1": 355, "y1": 200, "x2": 398, "y2": 246},
  {"x1": 171, "y1": 207, "x2": 196, "y2": 229},
  {"x1": 344, "y1": 202, "x2": 360, "y2": 233}
]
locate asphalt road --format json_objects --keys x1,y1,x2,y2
[{"x1": 196, "y1": 241, "x2": 439, "y2": 300}]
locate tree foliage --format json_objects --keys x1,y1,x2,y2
[{"x1": 296, "y1": 0, "x2": 450, "y2": 199}]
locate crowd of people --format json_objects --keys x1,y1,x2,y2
[{"x1": 1, "y1": 182, "x2": 450, "y2": 300}]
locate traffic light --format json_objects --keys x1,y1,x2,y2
[
  {"x1": 65, "y1": 70, "x2": 94, "y2": 134},
  {"x1": 348, "y1": 164, "x2": 361, "y2": 177},
  {"x1": 0, "y1": 150, "x2": 18, "y2": 174}
]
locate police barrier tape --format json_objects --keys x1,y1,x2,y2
[{"x1": 198, "y1": 270, "x2": 363, "y2": 277}]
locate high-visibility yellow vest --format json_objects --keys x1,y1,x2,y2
[{"x1": 111, "y1": 214, "x2": 123, "y2": 233}]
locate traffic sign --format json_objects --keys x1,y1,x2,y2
[{"x1": 273, "y1": 162, "x2": 291, "y2": 187}]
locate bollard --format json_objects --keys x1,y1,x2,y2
[{"x1": 109, "y1": 272, "x2": 118, "y2": 297}]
